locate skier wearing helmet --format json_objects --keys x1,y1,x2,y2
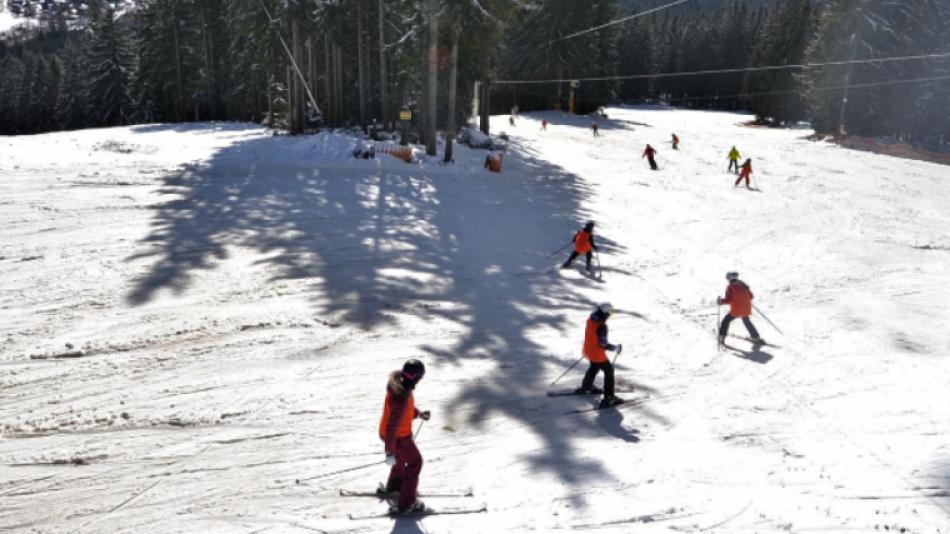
[
  {"x1": 577, "y1": 303, "x2": 624, "y2": 407},
  {"x1": 717, "y1": 272, "x2": 762, "y2": 346},
  {"x1": 561, "y1": 221, "x2": 598, "y2": 273},
  {"x1": 379, "y1": 359, "x2": 430, "y2": 514}
]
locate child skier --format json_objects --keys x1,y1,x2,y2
[
  {"x1": 735, "y1": 158, "x2": 753, "y2": 189},
  {"x1": 671, "y1": 133, "x2": 680, "y2": 150},
  {"x1": 717, "y1": 272, "x2": 762, "y2": 346},
  {"x1": 643, "y1": 144, "x2": 658, "y2": 170},
  {"x1": 561, "y1": 221, "x2": 598, "y2": 273},
  {"x1": 577, "y1": 303, "x2": 623, "y2": 407},
  {"x1": 379, "y1": 359, "x2": 431, "y2": 514},
  {"x1": 727, "y1": 146, "x2": 741, "y2": 174}
]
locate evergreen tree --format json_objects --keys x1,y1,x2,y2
[{"x1": 83, "y1": 1, "x2": 135, "y2": 126}]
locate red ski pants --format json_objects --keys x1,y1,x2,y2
[
  {"x1": 386, "y1": 436, "x2": 423, "y2": 509},
  {"x1": 735, "y1": 172, "x2": 751, "y2": 187}
]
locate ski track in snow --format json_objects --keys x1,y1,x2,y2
[{"x1": 1, "y1": 111, "x2": 949, "y2": 533}]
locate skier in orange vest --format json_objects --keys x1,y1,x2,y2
[
  {"x1": 560, "y1": 221, "x2": 598, "y2": 273},
  {"x1": 671, "y1": 133, "x2": 680, "y2": 150},
  {"x1": 379, "y1": 359, "x2": 430, "y2": 514},
  {"x1": 717, "y1": 272, "x2": 762, "y2": 346},
  {"x1": 735, "y1": 158, "x2": 753, "y2": 189},
  {"x1": 577, "y1": 303, "x2": 623, "y2": 407}
]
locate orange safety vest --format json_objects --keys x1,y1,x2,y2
[
  {"x1": 379, "y1": 388, "x2": 415, "y2": 442},
  {"x1": 583, "y1": 317, "x2": 607, "y2": 363},
  {"x1": 574, "y1": 230, "x2": 593, "y2": 254}
]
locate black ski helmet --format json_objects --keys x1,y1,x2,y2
[
  {"x1": 726, "y1": 271, "x2": 739, "y2": 281},
  {"x1": 402, "y1": 359, "x2": 426, "y2": 380},
  {"x1": 584, "y1": 221, "x2": 595, "y2": 231}
]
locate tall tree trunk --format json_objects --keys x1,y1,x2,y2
[
  {"x1": 480, "y1": 57, "x2": 491, "y2": 135},
  {"x1": 172, "y1": 0, "x2": 183, "y2": 122},
  {"x1": 378, "y1": 0, "x2": 389, "y2": 125},
  {"x1": 443, "y1": 25, "x2": 459, "y2": 163},
  {"x1": 357, "y1": 0, "x2": 367, "y2": 127},
  {"x1": 425, "y1": 0, "x2": 439, "y2": 156},
  {"x1": 334, "y1": 45, "x2": 344, "y2": 123},
  {"x1": 324, "y1": 34, "x2": 333, "y2": 125},
  {"x1": 291, "y1": 13, "x2": 304, "y2": 134},
  {"x1": 200, "y1": 6, "x2": 215, "y2": 119}
]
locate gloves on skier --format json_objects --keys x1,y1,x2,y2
[
  {"x1": 716, "y1": 296, "x2": 722, "y2": 305},
  {"x1": 419, "y1": 410, "x2": 431, "y2": 421},
  {"x1": 385, "y1": 453, "x2": 397, "y2": 466},
  {"x1": 616, "y1": 344, "x2": 623, "y2": 354}
]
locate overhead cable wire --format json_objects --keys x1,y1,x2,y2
[
  {"x1": 496, "y1": 51, "x2": 950, "y2": 85},
  {"x1": 547, "y1": 0, "x2": 692, "y2": 45}
]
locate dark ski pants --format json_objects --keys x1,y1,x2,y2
[
  {"x1": 385, "y1": 436, "x2": 423, "y2": 509},
  {"x1": 719, "y1": 314, "x2": 760, "y2": 339},
  {"x1": 728, "y1": 159, "x2": 739, "y2": 174},
  {"x1": 563, "y1": 251, "x2": 592, "y2": 270},
  {"x1": 581, "y1": 360, "x2": 615, "y2": 396},
  {"x1": 648, "y1": 156, "x2": 658, "y2": 170}
]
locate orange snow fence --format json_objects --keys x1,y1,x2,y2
[{"x1": 377, "y1": 144, "x2": 413, "y2": 163}]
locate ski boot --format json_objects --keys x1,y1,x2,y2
[
  {"x1": 390, "y1": 500, "x2": 427, "y2": 515},
  {"x1": 574, "y1": 386, "x2": 603, "y2": 395},
  {"x1": 599, "y1": 394, "x2": 624, "y2": 408}
]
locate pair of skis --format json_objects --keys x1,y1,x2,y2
[
  {"x1": 546, "y1": 388, "x2": 647, "y2": 412},
  {"x1": 342, "y1": 486, "x2": 485, "y2": 520}
]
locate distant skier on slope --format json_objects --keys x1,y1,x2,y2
[
  {"x1": 735, "y1": 158, "x2": 753, "y2": 189},
  {"x1": 577, "y1": 303, "x2": 623, "y2": 407},
  {"x1": 727, "y1": 146, "x2": 741, "y2": 174},
  {"x1": 380, "y1": 359, "x2": 431, "y2": 514},
  {"x1": 591, "y1": 122, "x2": 600, "y2": 137},
  {"x1": 561, "y1": 221, "x2": 598, "y2": 273},
  {"x1": 671, "y1": 133, "x2": 680, "y2": 150},
  {"x1": 717, "y1": 272, "x2": 762, "y2": 346},
  {"x1": 541, "y1": 119, "x2": 548, "y2": 131},
  {"x1": 643, "y1": 144, "x2": 658, "y2": 170}
]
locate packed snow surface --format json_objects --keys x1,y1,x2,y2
[{"x1": 2, "y1": 108, "x2": 949, "y2": 533}]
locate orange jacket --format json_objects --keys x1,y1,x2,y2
[
  {"x1": 721, "y1": 281, "x2": 754, "y2": 317},
  {"x1": 379, "y1": 371, "x2": 417, "y2": 452},
  {"x1": 574, "y1": 229, "x2": 593, "y2": 254},
  {"x1": 739, "y1": 162, "x2": 752, "y2": 178},
  {"x1": 583, "y1": 315, "x2": 609, "y2": 363}
]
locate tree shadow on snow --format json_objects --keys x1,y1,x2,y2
[{"x1": 123, "y1": 126, "x2": 666, "y2": 509}]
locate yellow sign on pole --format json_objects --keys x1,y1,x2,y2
[{"x1": 400, "y1": 110, "x2": 412, "y2": 121}]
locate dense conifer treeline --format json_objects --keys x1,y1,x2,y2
[{"x1": 0, "y1": 0, "x2": 947, "y2": 148}]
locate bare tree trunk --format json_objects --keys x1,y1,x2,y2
[
  {"x1": 200, "y1": 6, "x2": 215, "y2": 119},
  {"x1": 378, "y1": 0, "x2": 389, "y2": 126},
  {"x1": 172, "y1": 0, "x2": 184, "y2": 122},
  {"x1": 324, "y1": 34, "x2": 333, "y2": 126},
  {"x1": 291, "y1": 14, "x2": 303, "y2": 134},
  {"x1": 334, "y1": 45, "x2": 344, "y2": 124},
  {"x1": 480, "y1": 57, "x2": 491, "y2": 135},
  {"x1": 425, "y1": 0, "x2": 439, "y2": 156},
  {"x1": 443, "y1": 25, "x2": 459, "y2": 163},
  {"x1": 357, "y1": 0, "x2": 367, "y2": 128}
]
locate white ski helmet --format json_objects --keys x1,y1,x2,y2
[
  {"x1": 726, "y1": 271, "x2": 739, "y2": 281},
  {"x1": 596, "y1": 302, "x2": 613, "y2": 315}
]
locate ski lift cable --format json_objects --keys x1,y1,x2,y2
[
  {"x1": 257, "y1": 0, "x2": 322, "y2": 116},
  {"x1": 496, "y1": 51, "x2": 950, "y2": 85},
  {"x1": 511, "y1": 73, "x2": 950, "y2": 104},
  {"x1": 546, "y1": 0, "x2": 692, "y2": 45}
]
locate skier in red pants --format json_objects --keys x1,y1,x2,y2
[
  {"x1": 735, "y1": 158, "x2": 753, "y2": 188},
  {"x1": 379, "y1": 359, "x2": 430, "y2": 514}
]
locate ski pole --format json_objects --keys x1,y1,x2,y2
[
  {"x1": 295, "y1": 460, "x2": 384, "y2": 484},
  {"x1": 752, "y1": 304, "x2": 784, "y2": 335},
  {"x1": 595, "y1": 251, "x2": 603, "y2": 279},
  {"x1": 716, "y1": 300, "x2": 721, "y2": 350},
  {"x1": 547, "y1": 241, "x2": 573, "y2": 259},
  {"x1": 414, "y1": 419, "x2": 426, "y2": 440},
  {"x1": 611, "y1": 344, "x2": 623, "y2": 366},
  {"x1": 550, "y1": 355, "x2": 585, "y2": 386}
]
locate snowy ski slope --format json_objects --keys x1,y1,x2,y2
[{"x1": 1, "y1": 108, "x2": 949, "y2": 533}]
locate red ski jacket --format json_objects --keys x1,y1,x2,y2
[
  {"x1": 379, "y1": 371, "x2": 419, "y2": 453},
  {"x1": 721, "y1": 281, "x2": 754, "y2": 317}
]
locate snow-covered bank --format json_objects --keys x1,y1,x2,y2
[{"x1": 2, "y1": 109, "x2": 949, "y2": 533}]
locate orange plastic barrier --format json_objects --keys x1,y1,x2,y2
[{"x1": 376, "y1": 144, "x2": 412, "y2": 163}]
